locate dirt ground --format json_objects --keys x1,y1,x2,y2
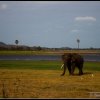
[{"x1": 0, "y1": 69, "x2": 100, "y2": 98}]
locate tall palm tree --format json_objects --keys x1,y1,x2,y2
[
  {"x1": 15, "y1": 40, "x2": 19, "y2": 50},
  {"x1": 77, "y1": 39, "x2": 80, "y2": 49},
  {"x1": 15, "y1": 40, "x2": 19, "y2": 45}
]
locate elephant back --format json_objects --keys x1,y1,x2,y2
[
  {"x1": 62, "y1": 53, "x2": 72, "y2": 62},
  {"x1": 71, "y1": 53, "x2": 84, "y2": 64}
]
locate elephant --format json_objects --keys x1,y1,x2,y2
[{"x1": 61, "y1": 53, "x2": 84, "y2": 76}]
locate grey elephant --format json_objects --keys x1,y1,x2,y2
[{"x1": 61, "y1": 53, "x2": 84, "y2": 76}]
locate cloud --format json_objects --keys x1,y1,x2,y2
[
  {"x1": 0, "y1": 4, "x2": 7, "y2": 10},
  {"x1": 75, "y1": 16, "x2": 96, "y2": 22}
]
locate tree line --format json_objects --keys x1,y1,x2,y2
[{"x1": 0, "y1": 41, "x2": 100, "y2": 51}]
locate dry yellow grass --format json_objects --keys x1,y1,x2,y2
[{"x1": 0, "y1": 69, "x2": 100, "y2": 98}]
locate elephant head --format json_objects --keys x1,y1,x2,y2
[{"x1": 61, "y1": 53, "x2": 72, "y2": 76}]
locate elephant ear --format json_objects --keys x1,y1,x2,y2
[
  {"x1": 62, "y1": 54, "x2": 65, "y2": 60},
  {"x1": 67, "y1": 53, "x2": 72, "y2": 60},
  {"x1": 62, "y1": 53, "x2": 68, "y2": 61}
]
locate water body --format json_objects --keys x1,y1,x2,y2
[{"x1": 0, "y1": 54, "x2": 100, "y2": 62}]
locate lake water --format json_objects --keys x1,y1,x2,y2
[{"x1": 0, "y1": 54, "x2": 100, "y2": 62}]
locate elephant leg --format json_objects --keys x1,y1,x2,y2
[
  {"x1": 78, "y1": 64, "x2": 83, "y2": 75},
  {"x1": 71, "y1": 64, "x2": 76, "y2": 75},
  {"x1": 67, "y1": 64, "x2": 71, "y2": 75},
  {"x1": 61, "y1": 63, "x2": 67, "y2": 76},
  {"x1": 79, "y1": 69, "x2": 83, "y2": 75}
]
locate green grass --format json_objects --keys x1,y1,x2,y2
[
  {"x1": 0, "y1": 60, "x2": 61, "y2": 70},
  {"x1": 0, "y1": 51, "x2": 59, "y2": 55},
  {"x1": 0, "y1": 60, "x2": 100, "y2": 71},
  {"x1": 84, "y1": 61, "x2": 100, "y2": 71},
  {"x1": 0, "y1": 51, "x2": 42, "y2": 55},
  {"x1": 0, "y1": 50, "x2": 100, "y2": 55}
]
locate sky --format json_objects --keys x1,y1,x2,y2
[{"x1": 0, "y1": 1, "x2": 100, "y2": 48}]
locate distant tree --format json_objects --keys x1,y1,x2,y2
[
  {"x1": 15, "y1": 40, "x2": 19, "y2": 50},
  {"x1": 77, "y1": 39, "x2": 80, "y2": 49},
  {"x1": 15, "y1": 40, "x2": 19, "y2": 45},
  {"x1": 37, "y1": 46, "x2": 42, "y2": 51}
]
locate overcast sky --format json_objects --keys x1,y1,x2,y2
[{"x1": 0, "y1": 1, "x2": 100, "y2": 48}]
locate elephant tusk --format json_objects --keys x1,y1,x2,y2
[
  {"x1": 91, "y1": 74, "x2": 94, "y2": 77},
  {"x1": 61, "y1": 64, "x2": 64, "y2": 69}
]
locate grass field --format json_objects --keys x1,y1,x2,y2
[
  {"x1": 0, "y1": 69, "x2": 100, "y2": 98},
  {"x1": 0, "y1": 60, "x2": 100, "y2": 98}
]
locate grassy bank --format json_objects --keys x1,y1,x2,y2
[
  {"x1": 0, "y1": 50, "x2": 100, "y2": 55},
  {"x1": 0, "y1": 60, "x2": 100, "y2": 71}
]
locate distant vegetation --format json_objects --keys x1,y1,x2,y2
[{"x1": 0, "y1": 41, "x2": 100, "y2": 51}]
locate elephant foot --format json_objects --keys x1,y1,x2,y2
[
  {"x1": 79, "y1": 73, "x2": 83, "y2": 76},
  {"x1": 71, "y1": 74, "x2": 75, "y2": 76},
  {"x1": 70, "y1": 72, "x2": 75, "y2": 76},
  {"x1": 69, "y1": 73, "x2": 74, "y2": 76}
]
